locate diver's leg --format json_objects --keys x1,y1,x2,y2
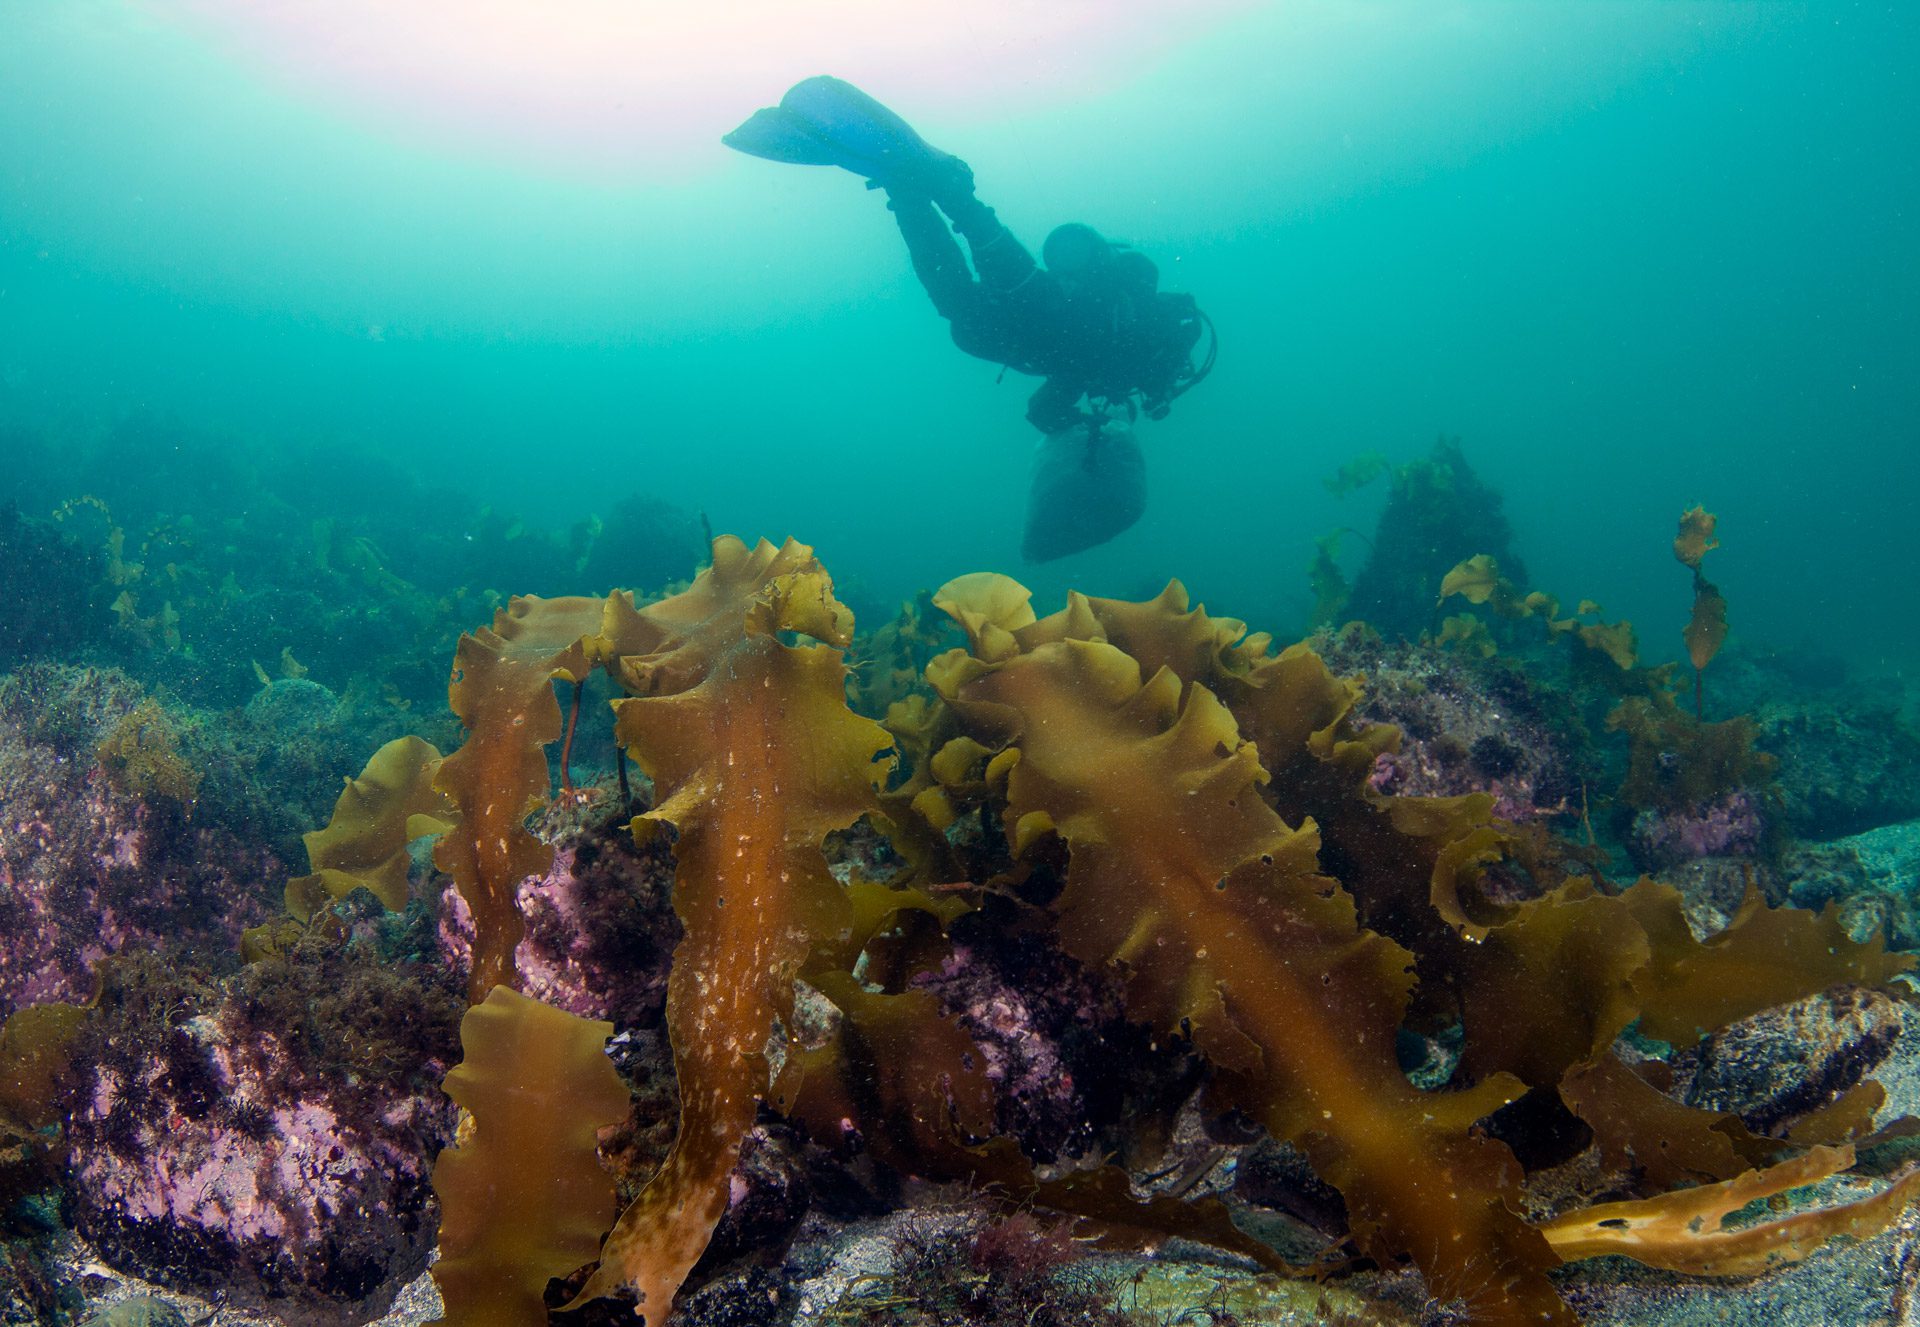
[
  {"x1": 940, "y1": 194, "x2": 1038, "y2": 294},
  {"x1": 889, "y1": 194, "x2": 977, "y2": 322}
]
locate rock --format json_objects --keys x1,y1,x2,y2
[
  {"x1": 908, "y1": 929, "x2": 1154, "y2": 1167},
  {"x1": 1758, "y1": 697, "x2": 1920, "y2": 841},
  {"x1": 699, "y1": 1125, "x2": 813, "y2": 1272},
  {"x1": 1772, "y1": 818, "x2": 1920, "y2": 948},
  {"x1": 1625, "y1": 791, "x2": 1766, "y2": 875},
  {"x1": 0, "y1": 666, "x2": 280, "y2": 1015},
  {"x1": 79, "y1": 1293, "x2": 186, "y2": 1327},
  {"x1": 1310, "y1": 629, "x2": 1579, "y2": 825},
  {"x1": 62, "y1": 946, "x2": 458, "y2": 1323},
  {"x1": 1675, "y1": 987, "x2": 1906, "y2": 1134},
  {"x1": 436, "y1": 785, "x2": 678, "y2": 1027},
  {"x1": 1661, "y1": 854, "x2": 1763, "y2": 938}
]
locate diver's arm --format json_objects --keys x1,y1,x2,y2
[{"x1": 1025, "y1": 378, "x2": 1087, "y2": 434}]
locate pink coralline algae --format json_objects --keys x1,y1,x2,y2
[
  {"x1": 65, "y1": 967, "x2": 456, "y2": 1318},
  {"x1": 0, "y1": 667, "x2": 277, "y2": 1016},
  {"x1": 911, "y1": 936, "x2": 1133, "y2": 1164},
  {"x1": 1627, "y1": 789, "x2": 1766, "y2": 872},
  {"x1": 1314, "y1": 630, "x2": 1577, "y2": 824},
  {"x1": 437, "y1": 790, "x2": 679, "y2": 1025}
]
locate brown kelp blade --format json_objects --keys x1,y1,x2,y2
[
  {"x1": 1539, "y1": 1143, "x2": 1920, "y2": 1276},
  {"x1": 929, "y1": 626, "x2": 1575, "y2": 1326},
  {"x1": 431, "y1": 987, "x2": 630, "y2": 1327}
]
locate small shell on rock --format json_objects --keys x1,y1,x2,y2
[{"x1": 80, "y1": 1295, "x2": 189, "y2": 1327}]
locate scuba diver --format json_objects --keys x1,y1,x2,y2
[{"x1": 725, "y1": 76, "x2": 1216, "y2": 560}]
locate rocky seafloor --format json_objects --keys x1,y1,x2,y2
[
  {"x1": 4, "y1": 447, "x2": 1920, "y2": 1327},
  {"x1": 0, "y1": 618, "x2": 1915, "y2": 1327}
]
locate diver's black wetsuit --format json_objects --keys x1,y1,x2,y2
[{"x1": 889, "y1": 193, "x2": 1205, "y2": 434}]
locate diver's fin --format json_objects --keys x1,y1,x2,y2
[
  {"x1": 721, "y1": 106, "x2": 851, "y2": 168},
  {"x1": 724, "y1": 76, "x2": 973, "y2": 199}
]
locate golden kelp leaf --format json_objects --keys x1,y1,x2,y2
[
  {"x1": 933, "y1": 637, "x2": 1574, "y2": 1325},
  {"x1": 492, "y1": 594, "x2": 606, "y2": 680},
  {"x1": 0, "y1": 1003, "x2": 86, "y2": 1128},
  {"x1": 1559, "y1": 1054, "x2": 1771, "y2": 1188},
  {"x1": 929, "y1": 735, "x2": 997, "y2": 791},
  {"x1": 1685, "y1": 577, "x2": 1729, "y2": 673},
  {"x1": 1621, "y1": 879, "x2": 1914, "y2": 1047},
  {"x1": 574, "y1": 635, "x2": 891, "y2": 1322},
  {"x1": 1453, "y1": 881, "x2": 1651, "y2": 1088},
  {"x1": 1784, "y1": 1081, "x2": 1886, "y2": 1148},
  {"x1": 1674, "y1": 505, "x2": 1719, "y2": 569},
  {"x1": 1021, "y1": 582, "x2": 1261, "y2": 686},
  {"x1": 932, "y1": 572, "x2": 1037, "y2": 663},
  {"x1": 1438, "y1": 553, "x2": 1505, "y2": 605},
  {"x1": 431, "y1": 986, "x2": 630, "y2": 1327},
  {"x1": 1218, "y1": 643, "x2": 1373, "y2": 788},
  {"x1": 427, "y1": 596, "x2": 610, "y2": 999},
  {"x1": 779, "y1": 970, "x2": 998, "y2": 1156},
  {"x1": 1323, "y1": 451, "x2": 1390, "y2": 497},
  {"x1": 1538, "y1": 1143, "x2": 1920, "y2": 1277},
  {"x1": 1420, "y1": 815, "x2": 1512, "y2": 940},
  {"x1": 1575, "y1": 620, "x2": 1638, "y2": 670},
  {"x1": 1607, "y1": 697, "x2": 1774, "y2": 815},
  {"x1": 434, "y1": 631, "x2": 571, "y2": 1002},
  {"x1": 289, "y1": 735, "x2": 452, "y2": 919},
  {"x1": 607, "y1": 537, "x2": 851, "y2": 695},
  {"x1": 240, "y1": 918, "x2": 306, "y2": 965},
  {"x1": 808, "y1": 878, "x2": 971, "y2": 981},
  {"x1": 1435, "y1": 613, "x2": 1496, "y2": 657}
]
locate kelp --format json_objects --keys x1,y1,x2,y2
[
  {"x1": 1675, "y1": 505, "x2": 1728, "y2": 716},
  {"x1": 0, "y1": 1003, "x2": 87, "y2": 1128},
  {"x1": 332, "y1": 537, "x2": 1920, "y2": 1327},
  {"x1": 1307, "y1": 531, "x2": 1353, "y2": 628},
  {"x1": 431, "y1": 986, "x2": 631, "y2": 1327},
  {"x1": 776, "y1": 966, "x2": 1303, "y2": 1278},
  {"x1": 916, "y1": 571, "x2": 1917, "y2": 1324},
  {"x1": 1437, "y1": 554, "x2": 1638, "y2": 670},
  {"x1": 285, "y1": 735, "x2": 453, "y2": 920},
  {"x1": 1538, "y1": 1143, "x2": 1920, "y2": 1277},
  {"x1": 1449, "y1": 875, "x2": 1913, "y2": 1089},
  {"x1": 568, "y1": 539, "x2": 892, "y2": 1322},
  {"x1": 434, "y1": 597, "x2": 599, "y2": 1001},
  {"x1": 926, "y1": 621, "x2": 1571, "y2": 1325},
  {"x1": 1607, "y1": 693, "x2": 1774, "y2": 817}
]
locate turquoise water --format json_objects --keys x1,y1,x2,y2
[{"x1": 2, "y1": 2, "x2": 1914, "y2": 668}]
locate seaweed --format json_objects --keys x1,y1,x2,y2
[
  {"x1": 314, "y1": 536, "x2": 1918, "y2": 1327},
  {"x1": 431, "y1": 986, "x2": 632, "y2": 1327},
  {"x1": 1538, "y1": 1143, "x2": 1920, "y2": 1276},
  {"x1": 433, "y1": 597, "x2": 602, "y2": 1001},
  {"x1": 1676, "y1": 505, "x2": 1729, "y2": 717},
  {"x1": 927, "y1": 579, "x2": 1570, "y2": 1323},
  {"x1": 285, "y1": 735, "x2": 454, "y2": 920},
  {"x1": 95, "y1": 698, "x2": 201, "y2": 812},
  {"x1": 571, "y1": 545, "x2": 889, "y2": 1318},
  {"x1": 1607, "y1": 693, "x2": 1773, "y2": 816},
  {"x1": 1343, "y1": 438, "x2": 1527, "y2": 638}
]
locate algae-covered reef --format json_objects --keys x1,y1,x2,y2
[
  {"x1": 5, "y1": 529, "x2": 1920, "y2": 1327},
  {"x1": 296, "y1": 537, "x2": 1918, "y2": 1325}
]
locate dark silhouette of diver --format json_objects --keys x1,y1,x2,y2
[{"x1": 725, "y1": 76, "x2": 1215, "y2": 438}]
